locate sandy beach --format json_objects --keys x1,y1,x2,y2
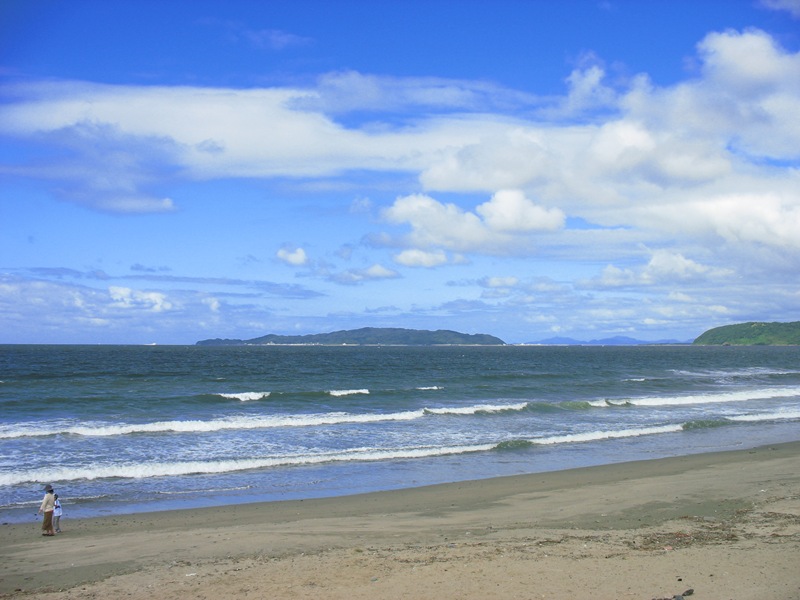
[{"x1": 2, "y1": 442, "x2": 798, "y2": 600}]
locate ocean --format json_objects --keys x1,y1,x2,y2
[{"x1": 2, "y1": 344, "x2": 799, "y2": 523}]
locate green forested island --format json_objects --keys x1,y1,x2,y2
[
  {"x1": 197, "y1": 327, "x2": 506, "y2": 346},
  {"x1": 693, "y1": 321, "x2": 800, "y2": 345}
]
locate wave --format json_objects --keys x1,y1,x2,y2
[
  {"x1": 205, "y1": 385, "x2": 443, "y2": 403},
  {"x1": 155, "y1": 485, "x2": 252, "y2": 496},
  {"x1": 494, "y1": 424, "x2": 684, "y2": 450},
  {"x1": 3, "y1": 384, "x2": 798, "y2": 440},
  {"x1": 670, "y1": 367, "x2": 800, "y2": 378},
  {"x1": 682, "y1": 409, "x2": 800, "y2": 429},
  {"x1": 494, "y1": 439, "x2": 535, "y2": 450},
  {"x1": 727, "y1": 409, "x2": 800, "y2": 423},
  {"x1": 216, "y1": 392, "x2": 271, "y2": 402},
  {"x1": 589, "y1": 386, "x2": 800, "y2": 408},
  {"x1": 531, "y1": 424, "x2": 683, "y2": 445},
  {"x1": 0, "y1": 410, "x2": 425, "y2": 439},
  {"x1": 0, "y1": 421, "x2": 703, "y2": 487},
  {"x1": 0, "y1": 443, "x2": 497, "y2": 487},
  {"x1": 424, "y1": 402, "x2": 529, "y2": 416},
  {"x1": 0, "y1": 399, "x2": 538, "y2": 439},
  {"x1": 7, "y1": 410, "x2": 790, "y2": 488},
  {"x1": 682, "y1": 419, "x2": 729, "y2": 430}
]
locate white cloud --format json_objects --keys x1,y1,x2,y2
[
  {"x1": 382, "y1": 190, "x2": 563, "y2": 257},
  {"x1": 759, "y1": 0, "x2": 800, "y2": 18},
  {"x1": 203, "y1": 297, "x2": 221, "y2": 312},
  {"x1": 277, "y1": 247, "x2": 309, "y2": 266},
  {"x1": 482, "y1": 276, "x2": 519, "y2": 288},
  {"x1": 559, "y1": 63, "x2": 618, "y2": 116},
  {"x1": 383, "y1": 194, "x2": 492, "y2": 251},
  {"x1": 1, "y1": 27, "x2": 799, "y2": 344},
  {"x1": 393, "y1": 249, "x2": 448, "y2": 267},
  {"x1": 0, "y1": 80, "x2": 484, "y2": 190},
  {"x1": 622, "y1": 29, "x2": 800, "y2": 160},
  {"x1": 640, "y1": 189, "x2": 800, "y2": 250},
  {"x1": 109, "y1": 286, "x2": 174, "y2": 312},
  {"x1": 303, "y1": 71, "x2": 535, "y2": 114},
  {"x1": 98, "y1": 197, "x2": 176, "y2": 214},
  {"x1": 476, "y1": 190, "x2": 565, "y2": 232},
  {"x1": 332, "y1": 264, "x2": 400, "y2": 284},
  {"x1": 593, "y1": 250, "x2": 733, "y2": 288},
  {"x1": 3, "y1": 27, "x2": 798, "y2": 250},
  {"x1": 641, "y1": 250, "x2": 730, "y2": 282}
]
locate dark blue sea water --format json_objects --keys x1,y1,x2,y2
[{"x1": 1, "y1": 344, "x2": 799, "y2": 523}]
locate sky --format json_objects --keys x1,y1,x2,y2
[{"x1": 1, "y1": 0, "x2": 799, "y2": 345}]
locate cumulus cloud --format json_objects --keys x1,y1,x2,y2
[
  {"x1": 331, "y1": 264, "x2": 400, "y2": 285},
  {"x1": 202, "y1": 297, "x2": 221, "y2": 312},
  {"x1": 548, "y1": 62, "x2": 619, "y2": 118},
  {"x1": 393, "y1": 249, "x2": 448, "y2": 267},
  {"x1": 383, "y1": 194, "x2": 491, "y2": 251},
  {"x1": 382, "y1": 190, "x2": 564, "y2": 257},
  {"x1": 482, "y1": 276, "x2": 520, "y2": 288},
  {"x1": 620, "y1": 29, "x2": 800, "y2": 162},
  {"x1": 476, "y1": 190, "x2": 565, "y2": 232},
  {"x1": 277, "y1": 247, "x2": 309, "y2": 266},
  {"x1": 0, "y1": 26, "x2": 798, "y2": 291},
  {"x1": 637, "y1": 189, "x2": 800, "y2": 251},
  {"x1": 593, "y1": 250, "x2": 733, "y2": 288},
  {"x1": 109, "y1": 286, "x2": 174, "y2": 312},
  {"x1": 417, "y1": 30, "x2": 800, "y2": 256}
]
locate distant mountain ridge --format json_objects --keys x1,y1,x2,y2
[
  {"x1": 197, "y1": 327, "x2": 506, "y2": 346},
  {"x1": 693, "y1": 321, "x2": 800, "y2": 345}
]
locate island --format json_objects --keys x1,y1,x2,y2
[
  {"x1": 197, "y1": 327, "x2": 506, "y2": 346},
  {"x1": 693, "y1": 321, "x2": 800, "y2": 345}
]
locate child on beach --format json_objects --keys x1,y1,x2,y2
[{"x1": 53, "y1": 494, "x2": 62, "y2": 533}]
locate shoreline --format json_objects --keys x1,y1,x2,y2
[{"x1": 2, "y1": 441, "x2": 799, "y2": 598}]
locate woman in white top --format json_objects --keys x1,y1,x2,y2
[{"x1": 37, "y1": 485, "x2": 55, "y2": 536}]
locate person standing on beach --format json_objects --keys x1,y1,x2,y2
[
  {"x1": 52, "y1": 494, "x2": 62, "y2": 533},
  {"x1": 37, "y1": 485, "x2": 56, "y2": 536}
]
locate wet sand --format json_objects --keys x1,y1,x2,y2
[{"x1": 2, "y1": 442, "x2": 799, "y2": 599}]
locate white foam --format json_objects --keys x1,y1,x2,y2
[
  {"x1": 589, "y1": 386, "x2": 800, "y2": 408},
  {"x1": 0, "y1": 443, "x2": 496, "y2": 486},
  {"x1": 328, "y1": 389, "x2": 370, "y2": 396},
  {"x1": 728, "y1": 409, "x2": 800, "y2": 422},
  {"x1": 217, "y1": 392, "x2": 271, "y2": 401},
  {"x1": 0, "y1": 410, "x2": 427, "y2": 439},
  {"x1": 534, "y1": 424, "x2": 682, "y2": 445},
  {"x1": 425, "y1": 402, "x2": 529, "y2": 415}
]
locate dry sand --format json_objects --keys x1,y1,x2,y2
[{"x1": 2, "y1": 442, "x2": 799, "y2": 600}]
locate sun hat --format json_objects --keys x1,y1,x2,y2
[{"x1": 43, "y1": 484, "x2": 53, "y2": 491}]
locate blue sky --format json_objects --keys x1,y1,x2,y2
[{"x1": 2, "y1": 0, "x2": 799, "y2": 344}]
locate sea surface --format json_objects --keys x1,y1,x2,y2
[{"x1": 2, "y1": 344, "x2": 799, "y2": 523}]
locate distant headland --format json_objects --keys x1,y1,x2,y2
[
  {"x1": 693, "y1": 321, "x2": 800, "y2": 345},
  {"x1": 196, "y1": 327, "x2": 506, "y2": 346}
]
